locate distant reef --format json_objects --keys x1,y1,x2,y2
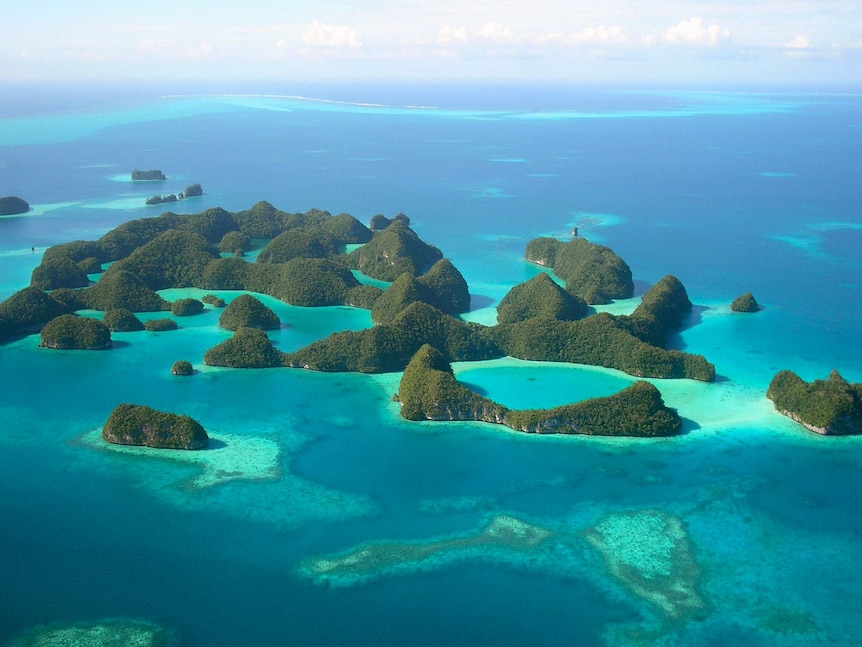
[
  {"x1": 0, "y1": 196, "x2": 29, "y2": 216},
  {"x1": 102, "y1": 403, "x2": 208, "y2": 449},
  {"x1": 146, "y1": 184, "x2": 203, "y2": 206},
  {"x1": 131, "y1": 169, "x2": 166, "y2": 181},
  {"x1": 398, "y1": 344, "x2": 682, "y2": 437},
  {"x1": 767, "y1": 369, "x2": 862, "y2": 435}
]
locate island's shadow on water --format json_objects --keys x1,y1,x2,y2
[
  {"x1": 633, "y1": 279, "x2": 651, "y2": 297},
  {"x1": 469, "y1": 294, "x2": 495, "y2": 310},
  {"x1": 204, "y1": 438, "x2": 228, "y2": 450},
  {"x1": 668, "y1": 305, "x2": 708, "y2": 350},
  {"x1": 109, "y1": 340, "x2": 132, "y2": 349},
  {"x1": 459, "y1": 381, "x2": 489, "y2": 396},
  {"x1": 679, "y1": 417, "x2": 702, "y2": 435}
]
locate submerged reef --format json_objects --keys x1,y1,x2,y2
[
  {"x1": 583, "y1": 509, "x2": 705, "y2": 621},
  {"x1": 767, "y1": 369, "x2": 862, "y2": 435},
  {"x1": 6, "y1": 617, "x2": 180, "y2": 647},
  {"x1": 300, "y1": 514, "x2": 552, "y2": 586},
  {"x1": 102, "y1": 403, "x2": 208, "y2": 449}
]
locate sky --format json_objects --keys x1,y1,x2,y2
[{"x1": 3, "y1": 0, "x2": 862, "y2": 86}]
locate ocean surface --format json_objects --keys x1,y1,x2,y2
[{"x1": 1, "y1": 82, "x2": 861, "y2": 646}]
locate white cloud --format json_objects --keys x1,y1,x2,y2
[
  {"x1": 570, "y1": 25, "x2": 629, "y2": 46},
  {"x1": 784, "y1": 35, "x2": 812, "y2": 49},
  {"x1": 438, "y1": 23, "x2": 468, "y2": 45},
  {"x1": 301, "y1": 20, "x2": 362, "y2": 49},
  {"x1": 476, "y1": 21, "x2": 519, "y2": 43},
  {"x1": 663, "y1": 18, "x2": 731, "y2": 46}
]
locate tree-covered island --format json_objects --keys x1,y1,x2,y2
[
  {"x1": 398, "y1": 344, "x2": 682, "y2": 436},
  {"x1": 767, "y1": 369, "x2": 862, "y2": 435},
  {"x1": 131, "y1": 169, "x2": 166, "y2": 181},
  {"x1": 0, "y1": 196, "x2": 30, "y2": 216},
  {"x1": 1, "y1": 201, "x2": 719, "y2": 437},
  {"x1": 102, "y1": 403, "x2": 208, "y2": 449}
]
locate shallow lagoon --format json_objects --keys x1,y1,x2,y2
[{"x1": 1, "y1": 84, "x2": 861, "y2": 645}]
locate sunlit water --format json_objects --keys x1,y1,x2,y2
[{"x1": 1, "y1": 83, "x2": 861, "y2": 646}]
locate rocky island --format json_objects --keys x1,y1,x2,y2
[
  {"x1": 3, "y1": 200, "x2": 718, "y2": 438},
  {"x1": 102, "y1": 403, "x2": 208, "y2": 449},
  {"x1": 39, "y1": 314, "x2": 112, "y2": 350},
  {"x1": 398, "y1": 344, "x2": 682, "y2": 436},
  {"x1": 0, "y1": 196, "x2": 30, "y2": 216},
  {"x1": 131, "y1": 169, "x2": 166, "y2": 181},
  {"x1": 767, "y1": 369, "x2": 862, "y2": 435},
  {"x1": 731, "y1": 292, "x2": 760, "y2": 312}
]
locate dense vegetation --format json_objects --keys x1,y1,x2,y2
[
  {"x1": 218, "y1": 294, "x2": 280, "y2": 330},
  {"x1": 183, "y1": 183, "x2": 203, "y2": 198},
  {"x1": 731, "y1": 292, "x2": 760, "y2": 313},
  {"x1": 0, "y1": 196, "x2": 30, "y2": 215},
  {"x1": 525, "y1": 236, "x2": 634, "y2": 304},
  {"x1": 496, "y1": 272, "x2": 588, "y2": 324},
  {"x1": 204, "y1": 327, "x2": 285, "y2": 368},
  {"x1": 218, "y1": 230, "x2": 251, "y2": 255},
  {"x1": 102, "y1": 403, "x2": 208, "y2": 449},
  {"x1": 170, "y1": 298, "x2": 204, "y2": 316},
  {"x1": 131, "y1": 169, "x2": 166, "y2": 180},
  {"x1": 284, "y1": 301, "x2": 498, "y2": 373},
  {"x1": 398, "y1": 345, "x2": 682, "y2": 436},
  {"x1": 77, "y1": 268, "x2": 170, "y2": 312},
  {"x1": 346, "y1": 220, "x2": 443, "y2": 281},
  {"x1": 144, "y1": 318, "x2": 178, "y2": 332},
  {"x1": 369, "y1": 259, "x2": 470, "y2": 324},
  {"x1": 0, "y1": 287, "x2": 70, "y2": 340},
  {"x1": 171, "y1": 360, "x2": 194, "y2": 376},
  {"x1": 619, "y1": 275, "x2": 693, "y2": 347},
  {"x1": 30, "y1": 253, "x2": 90, "y2": 290},
  {"x1": 257, "y1": 228, "x2": 340, "y2": 263},
  {"x1": 202, "y1": 294, "x2": 226, "y2": 307},
  {"x1": 102, "y1": 308, "x2": 144, "y2": 332},
  {"x1": 767, "y1": 370, "x2": 862, "y2": 434},
  {"x1": 146, "y1": 194, "x2": 178, "y2": 205},
  {"x1": 39, "y1": 314, "x2": 111, "y2": 350}
]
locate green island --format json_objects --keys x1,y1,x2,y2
[
  {"x1": 0, "y1": 195, "x2": 30, "y2": 216},
  {"x1": 39, "y1": 314, "x2": 112, "y2": 350},
  {"x1": 767, "y1": 369, "x2": 862, "y2": 435},
  {"x1": 102, "y1": 403, "x2": 209, "y2": 449},
  {"x1": 2, "y1": 201, "x2": 723, "y2": 437},
  {"x1": 171, "y1": 360, "x2": 194, "y2": 376},
  {"x1": 102, "y1": 308, "x2": 144, "y2": 332},
  {"x1": 131, "y1": 169, "x2": 166, "y2": 181},
  {"x1": 398, "y1": 344, "x2": 682, "y2": 436},
  {"x1": 731, "y1": 292, "x2": 760, "y2": 312}
]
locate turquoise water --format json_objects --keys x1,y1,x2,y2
[{"x1": 1, "y1": 84, "x2": 862, "y2": 645}]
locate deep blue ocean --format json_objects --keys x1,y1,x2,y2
[{"x1": 1, "y1": 82, "x2": 861, "y2": 646}]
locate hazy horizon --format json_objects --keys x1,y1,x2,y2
[{"x1": 4, "y1": 1, "x2": 862, "y2": 86}]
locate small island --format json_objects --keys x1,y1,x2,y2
[
  {"x1": 171, "y1": 360, "x2": 194, "y2": 376},
  {"x1": 146, "y1": 193, "x2": 178, "y2": 206},
  {"x1": 39, "y1": 314, "x2": 111, "y2": 350},
  {"x1": 731, "y1": 292, "x2": 760, "y2": 312},
  {"x1": 0, "y1": 196, "x2": 30, "y2": 216},
  {"x1": 767, "y1": 369, "x2": 862, "y2": 435},
  {"x1": 102, "y1": 403, "x2": 208, "y2": 449},
  {"x1": 219, "y1": 294, "x2": 280, "y2": 330},
  {"x1": 131, "y1": 169, "x2": 166, "y2": 181}
]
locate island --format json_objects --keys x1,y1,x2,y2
[
  {"x1": 171, "y1": 360, "x2": 194, "y2": 376},
  {"x1": 219, "y1": 294, "x2": 280, "y2": 330},
  {"x1": 182, "y1": 183, "x2": 203, "y2": 198},
  {"x1": 146, "y1": 194, "x2": 178, "y2": 206},
  {"x1": 767, "y1": 369, "x2": 862, "y2": 435},
  {"x1": 0, "y1": 195, "x2": 30, "y2": 216},
  {"x1": 131, "y1": 169, "x2": 166, "y2": 181},
  {"x1": 731, "y1": 292, "x2": 760, "y2": 312},
  {"x1": 39, "y1": 314, "x2": 111, "y2": 350},
  {"x1": 102, "y1": 308, "x2": 144, "y2": 332},
  {"x1": 3, "y1": 200, "x2": 718, "y2": 439},
  {"x1": 102, "y1": 403, "x2": 208, "y2": 449},
  {"x1": 398, "y1": 344, "x2": 682, "y2": 436}
]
